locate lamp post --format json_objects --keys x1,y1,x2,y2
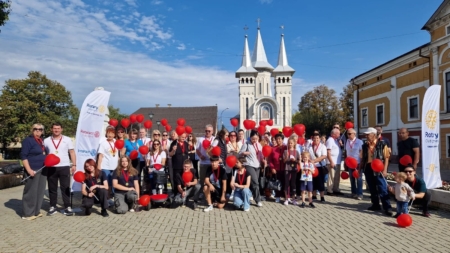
[
  {"x1": 219, "y1": 107, "x2": 229, "y2": 131},
  {"x1": 156, "y1": 120, "x2": 161, "y2": 131},
  {"x1": 148, "y1": 112, "x2": 154, "y2": 121}
]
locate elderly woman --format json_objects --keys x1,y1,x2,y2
[{"x1": 21, "y1": 123, "x2": 47, "y2": 220}]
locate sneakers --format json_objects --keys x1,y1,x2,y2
[
  {"x1": 85, "y1": 207, "x2": 92, "y2": 216},
  {"x1": 108, "y1": 199, "x2": 115, "y2": 207},
  {"x1": 320, "y1": 197, "x2": 325, "y2": 202},
  {"x1": 22, "y1": 216, "x2": 36, "y2": 221},
  {"x1": 300, "y1": 202, "x2": 305, "y2": 208},
  {"x1": 226, "y1": 193, "x2": 230, "y2": 200},
  {"x1": 326, "y1": 192, "x2": 335, "y2": 196},
  {"x1": 422, "y1": 211, "x2": 431, "y2": 217},
  {"x1": 204, "y1": 205, "x2": 213, "y2": 212},
  {"x1": 244, "y1": 208, "x2": 250, "y2": 212},
  {"x1": 229, "y1": 191, "x2": 234, "y2": 201},
  {"x1": 312, "y1": 196, "x2": 317, "y2": 200},
  {"x1": 257, "y1": 202, "x2": 263, "y2": 207},
  {"x1": 62, "y1": 207, "x2": 74, "y2": 216},
  {"x1": 129, "y1": 208, "x2": 135, "y2": 213},
  {"x1": 250, "y1": 196, "x2": 254, "y2": 201},
  {"x1": 101, "y1": 209, "x2": 109, "y2": 217},
  {"x1": 351, "y1": 194, "x2": 357, "y2": 198},
  {"x1": 275, "y1": 197, "x2": 280, "y2": 203},
  {"x1": 357, "y1": 195, "x2": 363, "y2": 200},
  {"x1": 284, "y1": 200, "x2": 289, "y2": 206},
  {"x1": 333, "y1": 191, "x2": 344, "y2": 196},
  {"x1": 309, "y1": 203, "x2": 316, "y2": 208},
  {"x1": 292, "y1": 199, "x2": 298, "y2": 206},
  {"x1": 193, "y1": 201, "x2": 198, "y2": 210},
  {"x1": 48, "y1": 206, "x2": 57, "y2": 216}
]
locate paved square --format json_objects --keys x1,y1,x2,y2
[{"x1": 1, "y1": 184, "x2": 449, "y2": 253}]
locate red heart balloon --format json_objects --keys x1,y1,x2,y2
[
  {"x1": 226, "y1": 156, "x2": 237, "y2": 167},
  {"x1": 397, "y1": 214, "x2": 413, "y2": 227},
  {"x1": 109, "y1": 118, "x2": 118, "y2": 127},
  {"x1": 371, "y1": 159, "x2": 384, "y2": 173},
  {"x1": 341, "y1": 171, "x2": 349, "y2": 180},
  {"x1": 138, "y1": 194, "x2": 151, "y2": 206},
  {"x1": 182, "y1": 171, "x2": 194, "y2": 185},
  {"x1": 257, "y1": 125, "x2": 266, "y2": 136},
  {"x1": 161, "y1": 118, "x2": 168, "y2": 127},
  {"x1": 177, "y1": 118, "x2": 186, "y2": 126},
  {"x1": 267, "y1": 119, "x2": 273, "y2": 126},
  {"x1": 176, "y1": 126, "x2": 185, "y2": 136},
  {"x1": 129, "y1": 150, "x2": 139, "y2": 160},
  {"x1": 230, "y1": 118, "x2": 239, "y2": 127},
  {"x1": 352, "y1": 170, "x2": 359, "y2": 179},
  {"x1": 270, "y1": 128, "x2": 279, "y2": 137},
  {"x1": 165, "y1": 124, "x2": 172, "y2": 132},
  {"x1": 243, "y1": 120, "x2": 256, "y2": 130},
  {"x1": 282, "y1": 126, "x2": 293, "y2": 137},
  {"x1": 136, "y1": 114, "x2": 144, "y2": 123},
  {"x1": 297, "y1": 137, "x2": 305, "y2": 145},
  {"x1": 293, "y1": 124, "x2": 305, "y2": 136},
  {"x1": 143, "y1": 120, "x2": 152, "y2": 129},
  {"x1": 312, "y1": 167, "x2": 319, "y2": 177},
  {"x1": 129, "y1": 114, "x2": 137, "y2": 123},
  {"x1": 399, "y1": 155, "x2": 413, "y2": 166},
  {"x1": 185, "y1": 126, "x2": 193, "y2": 134},
  {"x1": 211, "y1": 146, "x2": 221, "y2": 156},
  {"x1": 139, "y1": 146, "x2": 149, "y2": 155},
  {"x1": 73, "y1": 171, "x2": 85, "y2": 183},
  {"x1": 259, "y1": 120, "x2": 267, "y2": 127},
  {"x1": 345, "y1": 157, "x2": 358, "y2": 169},
  {"x1": 115, "y1": 140, "x2": 124, "y2": 149},
  {"x1": 120, "y1": 118, "x2": 130, "y2": 128},
  {"x1": 345, "y1": 122, "x2": 354, "y2": 130},
  {"x1": 202, "y1": 139, "x2": 211, "y2": 149},
  {"x1": 262, "y1": 145, "x2": 272, "y2": 157},
  {"x1": 44, "y1": 154, "x2": 61, "y2": 167}
]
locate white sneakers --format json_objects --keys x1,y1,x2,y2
[{"x1": 204, "y1": 205, "x2": 213, "y2": 212}]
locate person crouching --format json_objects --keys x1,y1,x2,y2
[
  {"x1": 81, "y1": 159, "x2": 109, "y2": 217},
  {"x1": 203, "y1": 155, "x2": 227, "y2": 212},
  {"x1": 231, "y1": 157, "x2": 252, "y2": 211},
  {"x1": 113, "y1": 156, "x2": 140, "y2": 213},
  {"x1": 174, "y1": 159, "x2": 201, "y2": 210}
]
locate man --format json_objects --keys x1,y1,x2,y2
[
  {"x1": 237, "y1": 129, "x2": 245, "y2": 145},
  {"x1": 196, "y1": 124, "x2": 215, "y2": 185},
  {"x1": 375, "y1": 125, "x2": 391, "y2": 149},
  {"x1": 326, "y1": 128, "x2": 343, "y2": 195},
  {"x1": 397, "y1": 128, "x2": 420, "y2": 172},
  {"x1": 139, "y1": 128, "x2": 151, "y2": 192},
  {"x1": 388, "y1": 165, "x2": 431, "y2": 217},
  {"x1": 360, "y1": 127, "x2": 393, "y2": 216},
  {"x1": 345, "y1": 128, "x2": 364, "y2": 199},
  {"x1": 169, "y1": 132, "x2": 189, "y2": 185},
  {"x1": 203, "y1": 156, "x2": 227, "y2": 212},
  {"x1": 161, "y1": 131, "x2": 170, "y2": 153},
  {"x1": 174, "y1": 159, "x2": 201, "y2": 210},
  {"x1": 44, "y1": 123, "x2": 76, "y2": 216},
  {"x1": 333, "y1": 123, "x2": 346, "y2": 148}
]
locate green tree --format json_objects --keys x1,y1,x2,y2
[
  {"x1": 0, "y1": 71, "x2": 79, "y2": 147},
  {"x1": 293, "y1": 84, "x2": 342, "y2": 136},
  {"x1": 107, "y1": 105, "x2": 129, "y2": 120},
  {"x1": 339, "y1": 83, "x2": 354, "y2": 122},
  {"x1": 0, "y1": 0, "x2": 11, "y2": 32}
]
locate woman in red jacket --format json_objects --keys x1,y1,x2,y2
[{"x1": 268, "y1": 133, "x2": 286, "y2": 203}]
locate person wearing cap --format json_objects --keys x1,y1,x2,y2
[
  {"x1": 97, "y1": 126, "x2": 119, "y2": 203},
  {"x1": 360, "y1": 127, "x2": 393, "y2": 216}
]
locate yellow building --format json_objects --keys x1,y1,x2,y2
[{"x1": 351, "y1": 0, "x2": 450, "y2": 166}]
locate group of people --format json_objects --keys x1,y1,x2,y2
[{"x1": 20, "y1": 121, "x2": 432, "y2": 220}]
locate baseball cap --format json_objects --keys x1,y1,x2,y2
[
  {"x1": 106, "y1": 125, "x2": 115, "y2": 132},
  {"x1": 364, "y1": 127, "x2": 377, "y2": 135}
]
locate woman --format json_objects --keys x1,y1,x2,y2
[
  {"x1": 97, "y1": 126, "x2": 119, "y2": 202},
  {"x1": 309, "y1": 134, "x2": 328, "y2": 202},
  {"x1": 268, "y1": 133, "x2": 286, "y2": 203},
  {"x1": 231, "y1": 157, "x2": 252, "y2": 211},
  {"x1": 226, "y1": 131, "x2": 242, "y2": 200},
  {"x1": 239, "y1": 130, "x2": 266, "y2": 207},
  {"x1": 212, "y1": 129, "x2": 230, "y2": 196},
  {"x1": 112, "y1": 156, "x2": 140, "y2": 213},
  {"x1": 116, "y1": 127, "x2": 126, "y2": 157},
  {"x1": 21, "y1": 123, "x2": 47, "y2": 220},
  {"x1": 122, "y1": 129, "x2": 144, "y2": 187},
  {"x1": 187, "y1": 134, "x2": 198, "y2": 172},
  {"x1": 151, "y1": 129, "x2": 162, "y2": 143},
  {"x1": 81, "y1": 159, "x2": 109, "y2": 217},
  {"x1": 283, "y1": 136, "x2": 300, "y2": 206},
  {"x1": 146, "y1": 139, "x2": 166, "y2": 195}
]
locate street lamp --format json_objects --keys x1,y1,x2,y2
[
  {"x1": 148, "y1": 112, "x2": 154, "y2": 121},
  {"x1": 219, "y1": 107, "x2": 229, "y2": 130},
  {"x1": 156, "y1": 120, "x2": 161, "y2": 131}
]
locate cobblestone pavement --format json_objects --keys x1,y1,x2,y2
[{"x1": 0, "y1": 183, "x2": 449, "y2": 253}]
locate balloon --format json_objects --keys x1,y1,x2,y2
[
  {"x1": 182, "y1": 171, "x2": 194, "y2": 185},
  {"x1": 397, "y1": 214, "x2": 413, "y2": 227},
  {"x1": 225, "y1": 137, "x2": 229, "y2": 144},
  {"x1": 129, "y1": 150, "x2": 139, "y2": 160},
  {"x1": 352, "y1": 170, "x2": 360, "y2": 179},
  {"x1": 399, "y1": 155, "x2": 413, "y2": 166},
  {"x1": 185, "y1": 126, "x2": 193, "y2": 134},
  {"x1": 177, "y1": 118, "x2": 186, "y2": 126},
  {"x1": 341, "y1": 171, "x2": 349, "y2": 180},
  {"x1": 120, "y1": 118, "x2": 130, "y2": 128},
  {"x1": 312, "y1": 168, "x2": 319, "y2": 177},
  {"x1": 136, "y1": 114, "x2": 144, "y2": 123},
  {"x1": 258, "y1": 125, "x2": 266, "y2": 136},
  {"x1": 139, "y1": 146, "x2": 149, "y2": 155},
  {"x1": 143, "y1": 120, "x2": 152, "y2": 129},
  {"x1": 175, "y1": 126, "x2": 185, "y2": 136},
  {"x1": 262, "y1": 145, "x2": 272, "y2": 157},
  {"x1": 270, "y1": 128, "x2": 279, "y2": 137},
  {"x1": 371, "y1": 159, "x2": 384, "y2": 173},
  {"x1": 267, "y1": 119, "x2": 273, "y2": 126},
  {"x1": 226, "y1": 156, "x2": 237, "y2": 167},
  {"x1": 130, "y1": 114, "x2": 137, "y2": 123},
  {"x1": 202, "y1": 139, "x2": 211, "y2": 149},
  {"x1": 109, "y1": 118, "x2": 118, "y2": 127},
  {"x1": 211, "y1": 146, "x2": 221, "y2": 156},
  {"x1": 297, "y1": 137, "x2": 305, "y2": 145},
  {"x1": 138, "y1": 195, "x2": 151, "y2": 206},
  {"x1": 345, "y1": 157, "x2": 358, "y2": 169},
  {"x1": 161, "y1": 118, "x2": 168, "y2": 127},
  {"x1": 73, "y1": 171, "x2": 85, "y2": 183},
  {"x1": 259, "y1": 120, "x2": 267, "y2": 127},
  {"x1": 243, "y1": 120, "x2": 256, "y2": 130},
  {"x1": 282, "y1": 126, "x2": 293, "y2": 137},
  {"x1": 230, "y1": 118, "x2": 239, "y2": 127},
  {"x1": 165, "y1": 124, "x2": 171, "y2": 132},
  {"x1": 293, "y1": 124, "x2": 305, "y2": 136},
  {"x1": 44, "y1": 154, "x2": 61, "y2": 167},
  {"x1": 345, "y1": 122, "x2": 354, "y2": 130},
  {"x1": 115, "y1": 140, "x2": 124, "y2": 149}
]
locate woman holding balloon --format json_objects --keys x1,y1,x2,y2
[
  {"x1": 122, "y1": 129, "x2": 144, "y2": 187},
  {"x1": 268, "y1": 133, "x2": 286, "y2": 203},
  {"x1": 308, "y1": 133, "x2": 328, "y2": 202},
  {"x1": 80, "y1": 159, "x2": 109, "y2": 217},
  {"x1": 212, "y1": 129, "x2": 231, "y2": 197}
]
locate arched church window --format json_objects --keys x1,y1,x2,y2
[
  {"x1": 250, "y1": 78, "x2": 253, "y2": 84},
  {"x1": 259, "y1": 83, "x2": 262, "y2": 94},
  {"x1": 287, "y1": 77, "x2": 290, "y2": 83},
  {"x1": 259, "y1": 102, "x2": 273, "y2": 120},
  {"x1": 282, "y1": 77, "x2": 285, "y2": 83},
  {"x1": 241, "y1": 78, "x2": 244, "y2": 83},
  {"x1": 278, "y1": 77, "x2": 281, "y2": 83},
  {"x1": 266, "y1": 83, "x2": 269, "y2": 94},
  {"x1": 246, "y1": 78, "x2": 249, "y2": 83}
]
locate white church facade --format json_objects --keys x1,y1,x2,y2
[{"x1": 235, "y1": 27, "x2": 295, "y2": 131}]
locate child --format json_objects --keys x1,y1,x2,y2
[
  {"x1": 394, "y1": 172, "x2": 415, "y2": 218},
  {"x1": 283, "y1": 136, "x2": 300, "y2": 205},
  {"x1": 300, "y1": 151, "x2": 315, "y2": 208}
]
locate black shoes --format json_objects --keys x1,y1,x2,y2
[
  {"x1": 309, "y1": 203, "x2": 316, "y2": 208},
  {"x1": 384, "y1": 210, "x2": 393, "y2": 217},
  {"x1": 101, "y1": 209, "x2": 109, "y2": 217},
  {"x1": 333, "y1": 191, "x2": 344, "y2": 196},
  {"x1": 320, "y1": 197, "x2": 325, "y2": 202},
  {"x1": 85, "y1": 208, "x2": 91, "y2": 216},
  {"x1": 367, "y1": 205, "x2": 382, "y2": 211}
]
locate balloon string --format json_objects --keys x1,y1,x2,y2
[
  {"x1": 21, "y1": 165, "x2": 45, "y2": 183},
  {"x1": 409, "y1": 199, "x2": 414, "y2": 212},
  {"x1": 85, "y1": 185, "x2": 100, "y2": 201}
]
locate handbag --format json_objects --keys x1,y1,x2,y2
[{"x1": 266, "y1": 176, "x2": 282, "y2": 191}]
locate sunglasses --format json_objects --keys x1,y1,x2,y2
[
  {"x1": 153, "y1": 143, "x2": 160, "y2": 146},
  {"x1": 153, "y1": 134, "x2": 160, "y2": 136},
  {"x1": 404, "y1": 171, "x2": 414, "y2": 173},
  {"x1": 230, "y1": 135, "x2": 236, "y2": 137},
  {"x1": 163, "y1": 134, "x2": 168, "y2": 136},
  {"x1": 205, "y1": 130, "x2": 212, "y2": 133},
  {"x1": 33, "y1": 128, "x2": 44, "y2": 131}
]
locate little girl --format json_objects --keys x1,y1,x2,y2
[
  {"x1": 300, "y1": 152, "x2": 315, "y2": 208},
  {"x1": 394, "y1": 172, "x2": 415, "y2": 218},
  {"x1": 283, "y1": 136, "x2": 300, "y2": 205}
]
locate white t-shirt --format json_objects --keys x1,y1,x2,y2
[
  {"x1": 345, "y1": 138, "x2": 363, "y2": 164},
  {"x1": 139, "y1": 137, "x2": 152, "y2": 161},
  {"x1": 43, "y1": 135, "x2": 74, "y2": 167},
  {"x1": 326, "y1": 137, "x2": 342, "y2": 165},
  {"x1": 147, "y1": 151, "x2": 167, "y2": 172},
  {"x1": 300, "y1": 162, "x2": 315, "y2": 182},
  {"x1": 308, "y1": 143, "x2": 327, "y2": 167},
  {"x1": 196, "y1": 136, "x2": 215, "y2": 165},
  {"x1": 227, "y1": 141, "x2": 242, "y2": 154},
  {"x1": 97, "y1": 139, "x2": 119, "y2": 170}
]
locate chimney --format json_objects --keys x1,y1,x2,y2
[
  {"x1": 155, "y1": 104, "x2": 160, "y2": 108},
  {"x1": 167, "y1": 104, "x2": 172, "y2": 107}
]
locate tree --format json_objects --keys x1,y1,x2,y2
[
  {"x1": 339, "y1": 83, "x2": 354, "y2": 122},
  {"x1": 0, "y1": 71, "x2": 79, "y2": 148},
  {"x1": 293, "y1": 84, "x2": 342, "y2": 136},
  {"x1": 107, "y1": 105, "x2": 129, "y2": 120},
  {"x1": 0, "y1": 0, "x2": 11, "y2": 32}
]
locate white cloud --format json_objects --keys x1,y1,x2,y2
[
  {"x1": 167, "y1": 7, "x2": 173, "y2": 11},
  {"x1": 151, "y1": 0, "x2": 163, "y2": 5},
  {"x1": 124, "y1": 0, "x2": 137, "y2": 7},
  {"x1": 259, "y1": 0, "x2": 273, "y2": 3},
  {"x1": 177, "y1": 43, "x2": 186, "y2": 50},
  {"x1": 139, "y1": 15, "x2": 172, "y2": 40}
]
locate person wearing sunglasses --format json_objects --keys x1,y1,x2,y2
[
  {"x1": 20, "y1": 123, "x2": 47, "y2": 220},
  {"x1": 344, "y1": 128, "x2": 363, "y2": 200},
  {"x1": 196, "y1": 124, "x2": 215, "y2": 185},
  {"x1": 187, "y1": 134, "x2": 198, "y2": 172},
  {"x1": 151, "y1": 130, "x2": 162, "y2": 143},
  {"x1": 146, "y1": 140, "x2": 166, "y2": 194},
  {"x1": 116, "y1": 127, "x2": 126, "y2": 157}
]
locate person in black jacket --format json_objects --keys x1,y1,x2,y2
[
  {"x1": 169, "y1": 132, "x2": 189, "y2": 188},
  {"x1": 397, "y1": 128, "x2": 420, "y2": 172}
]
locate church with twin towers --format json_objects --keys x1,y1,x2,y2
[{"x1": 235, "y1": 24, "x2": 295, "y2": 131}]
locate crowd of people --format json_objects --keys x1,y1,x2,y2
[{"x1": 20, "y1": 121, "x2": 432, "y2": 220}]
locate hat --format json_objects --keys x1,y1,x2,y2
[
  {"x1": 364, "y1": 127, "x2": 377, "y2": 135},
  {"x1": 106, "y1": 125, "x2": 115, "y2": 132}
]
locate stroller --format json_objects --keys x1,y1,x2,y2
[{"x1": 144, "y1": 164, "x2": 173, "y2": 210}]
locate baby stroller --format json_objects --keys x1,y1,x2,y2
[{"x1": 144, "y1": 164, "x2": 173, "y2": 210}]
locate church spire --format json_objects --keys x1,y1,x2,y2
[
  {"x1": 273, "y1": 33, "x2": 295, "y2": 73},
  {"x1": 236, "y1": 34, "x2": 258, "y2": 77},
  {"x1": 251, "y1": 21, "x2": 274, "y2": 70}
]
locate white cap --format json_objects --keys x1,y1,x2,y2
[{"x1": 364, "y1": 127, "x2": 377, "y2": 135}]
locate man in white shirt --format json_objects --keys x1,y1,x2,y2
[
  {"x1": 344, "y1": 128, "x2": 364, "y2": 199},
  {"x1": 43, "y1": 123, "x2": 76, "y2": 216},
  {"x1": 196, "y1": 124, "x2": 215, "y2": 185},
  {"x1": 326, "y1": 128, "x2": 343, "y2": 195}
]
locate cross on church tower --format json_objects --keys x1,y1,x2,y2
[
  {"x1": 256, "y1": 18, "x2": 261, "y2": 29},
  {"x1": 244, "y1": 25, "x2": 248, "y2": 35}
]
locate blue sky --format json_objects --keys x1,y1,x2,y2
[{"x1": 0, "y1": 0, "x2": 443, "y2": 129}]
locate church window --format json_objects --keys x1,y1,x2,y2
[
  {"x1": 282, "y1": 77, "x2": 285, "y2": 83},
  {"x1": 278, "y1": 77, "x2": 281, "y2": 83},
  {"x1": 259, "y1": 83, "x2": 262, "y2": 94},
  {"x1": 447, "y1": 25, "x2": 450, "y2": 35},
  {"x1": 241, "y1": 78, "x2": 244, "y2": 83},
  {"x1": 250, "y1": 78, "x2": 253, "y2": 84},
  {"x1": 246, "y1": 98, "x2": 249, "y2": 119},
  {"x1": 246, "y1": 78, "x2": 249, "y2": 83},
  {"x1": 283, "y1": 97, "x2": 286, "y2": 126},
  {"x1": 260, "y1": 103, "x2": 273, "y2": 119},
  {"x1": 287, "y1": 77, "x2": 290, "y2": 83},
  {"x1": 266, "y1": 83, "x2": 269, "y2": 94}
]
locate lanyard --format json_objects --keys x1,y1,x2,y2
[
  {"x1": 122, "y1": 170, "x2": 129, "y2": 184},
  {"x1": 253, "y1": 143, "x2": 260, "y2": 154},
  {"x1": 51, "y1": 136, "x2": 62, "y2": 151},
  {"x1": 231, "y1": 142, "x2": 238, "y2": 152},
  {"x1": 141, "y1": 138, "x2": 147, "y2": 146},
  {"x1": 152, "y1": 152, "x2": 160, "y2": 164},
  {"x1": 178, "y1": 141, "x2": 185, "y2": 153},
  {"x1": 238, "y1": 170, "x2": 246, "y2": 185},
  {"x1": 213, "y1": 168, "x2": 220, "y2": 181},
  {"x1": 34, "y1": 137, "x2": 45, "y2": 153},
  {"x1": 348, "y1": 139, "x2": 356, "y2": 149},
  {"x1": 108, "y1": 140, "x2": 116, "y2": 156},
  {"x1": 130, "y1": 140, "x2": 139, "y2": 150}
]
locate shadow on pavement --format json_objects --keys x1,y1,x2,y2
[{"x1": 4, "y1": 198, "x2": 22, "y2": 217}]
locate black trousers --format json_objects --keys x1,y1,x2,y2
[
  {"x1": 47, "y1": 166, "x2": 71, "y2": 208},
  {"x1": 411, "y1": 191, "x2": 431, "y2": 212},
  {"x1": 313, "y1": 166, "x2": 326, "y2": 192},
  {"x1": 81, "y1": 188, "x2": 109, "y2": 210},
  {"x1": 131, "y1": 159, "x2": 141, "y2": 186},
  {"x1": 245, "y1": 165, "x2": 260, "y2": 203}
]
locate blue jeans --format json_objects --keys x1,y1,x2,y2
[
  {"x1": 349, "y1": 169, "x2": 363, "y2": 195},
  {"x1": 396, "y1": 201, "x2": 409, "y2": 214},
  {"x1": 233, "y1": 188, "x2": 252, "y2": 211},
  {"x1": 364, "y1": 164, "x2": 391, "y2": 211},
  {"x1": 102, "y1": 169, "x2": 114, "y2": 195}
]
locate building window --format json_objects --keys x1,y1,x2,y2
[
  {"x1": 266, "y1": 83, "x2": 269, "y2": 94},
  {"x1": 447, "y1": 134, "x2": 450, "y2": 158},
  {"x1": 260, "y1": 103, "x2": 273, "y2": 120},
  {"x1": 447, "y1": 25, "x2": 450, "y2": 35},
  {"x1": 259, "y1": 83, "x2": 261, "y2": 94},
  {"x1": 361, "y1": 108, "x2": 368, "y2": 127},
  {"x1": 245, "y1": 98, "x2": 249, "y2": 120},
  {"x1": 408, "y1": 96, "x2": 419, "y2": 120},
  {"x1": 283, "y1": 97, "x2": 286, "y2": 126},
  {"x1": 446, "y1": 72, "x2": 450, "y2": 112},
  {"x1": 376, "y1": 104, "x2": 384, "y2": 125}
]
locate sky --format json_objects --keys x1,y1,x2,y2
[{"x1": 0, "y1": 0, "x2": 444, "y2": 129}]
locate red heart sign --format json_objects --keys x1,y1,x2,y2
[
  {"x1": 182, "y1": 171, "x2": 194, "y2": 185},
  {"x1": 270, "y1": 128, "x2": 279, "y2": 137},
  {"x1": 230, "y1": 118, "x2": 238, "y2": 127},
  {"x1": 161, "y1": 118, "x2": 168, "y2": 127},
  {"x1": 143, "y1": 120, "x2": 152, "y2": 129},
  {"x1": 129, "y1": 114, "x2": 137, "y2": 123},
  {"x1": 129, "y1": 150, "x2": 139, "y2": 160},
  {"x1": 185, "y1": 126, "x2": 193, "y2": 134},
  {"x1": 176, "y1": 126, "x2": 185, "y2": 136},
  {"x1": 115, "y1": 140, "x2": 125, "y2": 149},
  {"x1": 262, "y1": 145, "x2": 272, "y2": 157},
  {"x1": 211, "y1": 146, "x2": 221, "y2": 156},
  {"x1": 202, "y1": 139, "x2": 211, "y2": 149},
  {"x1": 177, "y1": 118, "x2": 186, "y2": 126},
  {"x1": 139, "y1": 146, "x2": 149, "y2": 155},
  {"x1": 226, "y1": 156, "x2": 237, "y2": 167}
]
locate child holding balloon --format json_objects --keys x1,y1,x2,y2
[
  {"x1": 393, "y1": 172, "x2": 415, "y2": 218},
  {"x1": 81, "y1": 159, "x2": 109, "y2": 217},
  {"x1": 299, "y1": 152, "x2": 315, "y2": 208}
]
